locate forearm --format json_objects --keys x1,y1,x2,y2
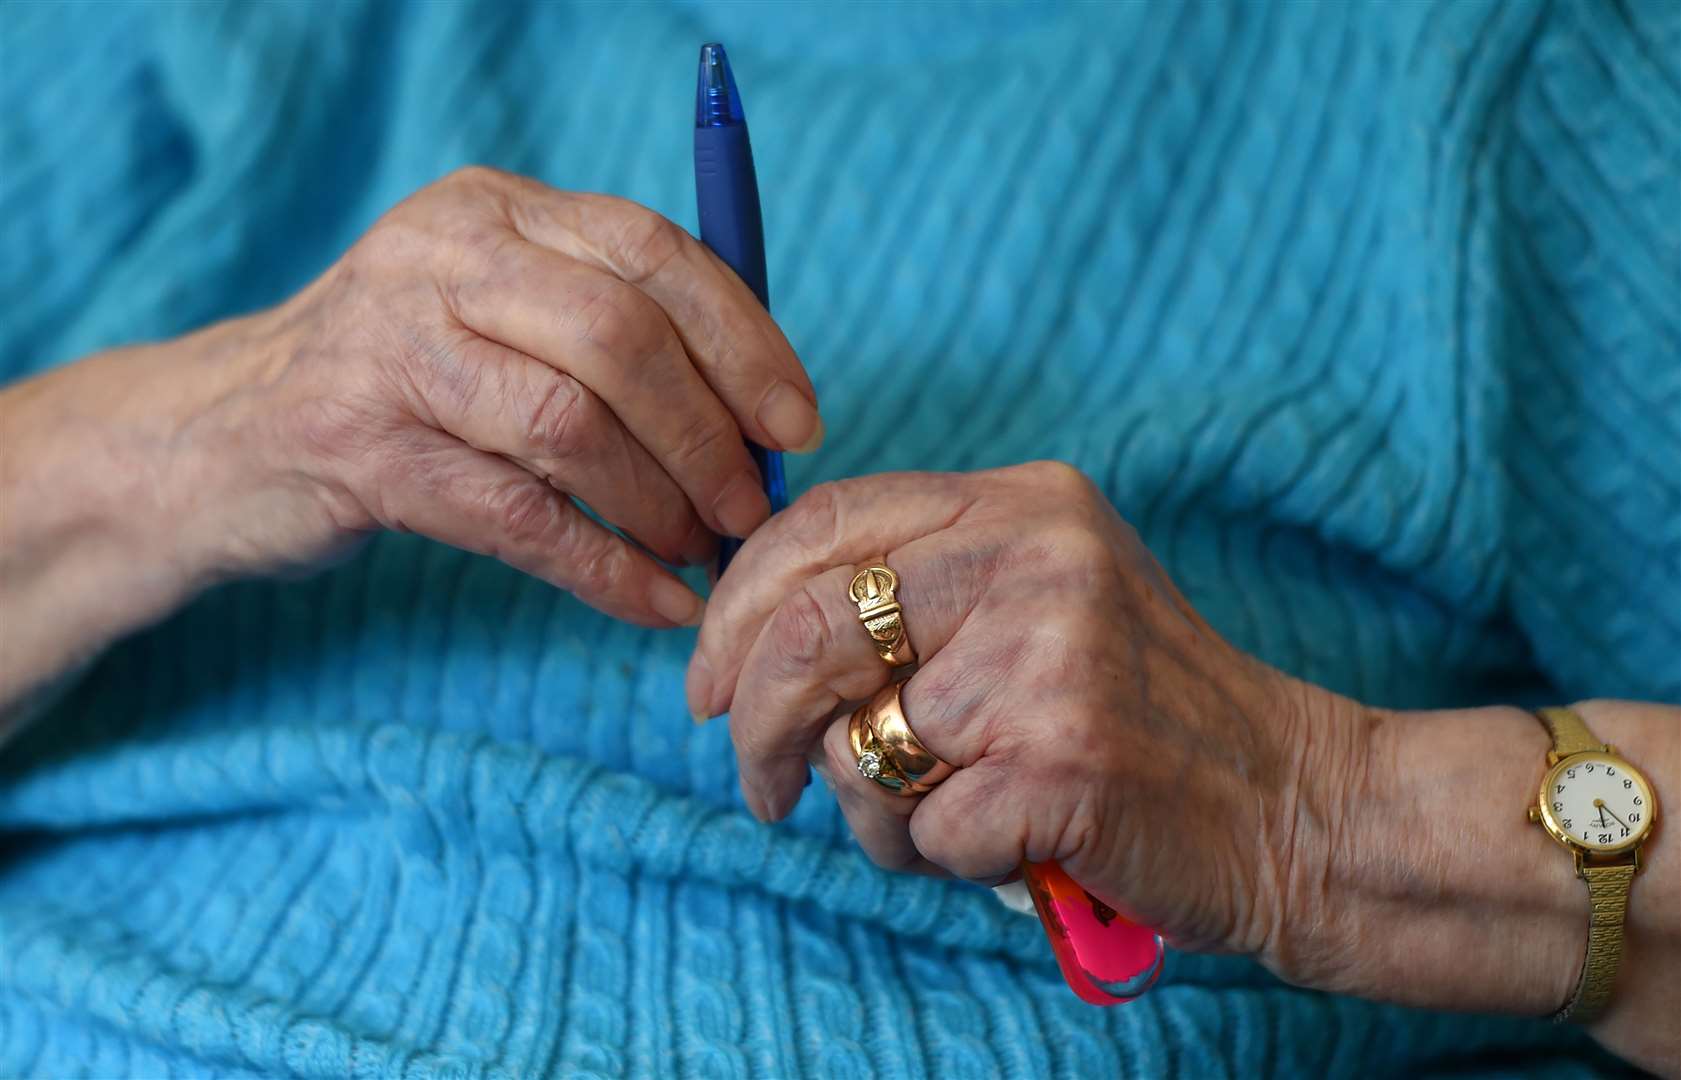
[
  {"x1": 0, "y1": 316, "x2": 292, "y2": 737},
  {"x1": 1298, "y1": 696, "x2": 1678, "y2": 1069}
]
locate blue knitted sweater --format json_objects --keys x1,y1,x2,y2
[{"x1": 1, "y1": 1, "x2": 1675, "y2": 1077}]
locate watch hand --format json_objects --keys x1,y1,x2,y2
[{"x1": 1601, "y1": 804, "x2": 1630, "y2": 830}]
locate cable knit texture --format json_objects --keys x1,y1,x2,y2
[{"x1": 1, "y1": 1, "x2": 1676, "y2": 1076}]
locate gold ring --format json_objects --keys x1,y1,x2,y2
[
  {"x1": 864, "y1": 682, "x2": 954, "y2": 788},
  {"x1": 849, "y1": 706, "x2": 910, "y2": 794},
  {"x1": 849, "y1": 683, "x2": 952, "y2": 796},
  {"x1": 849, "y1": 562, "x2": 915, "y2": 667}
]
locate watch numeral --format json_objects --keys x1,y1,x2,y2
[
  {"x1": 1606, "y1": 767, "x2": 1615, "y2": 776},
  {"x1": 1585, "y1": 764, "x2": 1595, "y2": 773},
  {"x1": 1598, "y1": 832, "x2": 1613, "y2": 844},
  {"x1": 1562, "y1": 819, "x2": 1573, "y2": 829},
  {"x1": 1621, "y1": 826, "x2": 1631, "y2": 837},
  {"x1": 1630, "y1": 813, "x2": 1640, "y2": 823},
  {"x1": 1557, "y1": 784, "x2": 1566, "y2": 793},
  {"x1": 1624, "y1": 779, "x2": 1633, "y2": 789},
  {"x1": 1566, "y1": 769, "x2": 1577, "y2": 779},
  {"x1": 1633, "y1": 796, "x2": 1643, "y2": 806},
  {"x1": 1553, "y1": 801, "x2": 1563, "y2": 812}
]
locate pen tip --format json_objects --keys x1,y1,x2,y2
[{"x1": 696, "y1": 42, "x2": 745, "y2": 127}]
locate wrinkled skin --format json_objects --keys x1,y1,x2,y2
[
  {"x1": 688, "y1": 462, "x2": 1365, "y2": 961},
  {"x1": 209, "y1": 165, "x2": 822, "y2": 622},
  {"x1": 2, "y1": 166, "x2": 825, "y2": 712}
]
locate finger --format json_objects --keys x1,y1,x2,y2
[
  {"x1": 807, "y1": 715, "x2": 943, "y2": 876},
  {"x1": 688, "y1": 472, "x2": 987, "y2": 718},
  {"x1": 368, "y1": 427, "x2": 705, "y2": 628},
  {"x1": 726, "y1": 537, "x2": 982, "y2": 819},
  {"x1": 907, "y1": 760, "x2": 1028, "y2": 884},
  {"x1": 904, "y1": 659, "x2": 1115, "y2": 883},
  {"x1": 446, "y1": 242, "x2": 771, "y2": 540},
  {"x1": 507, "y1": 187, "x2": 822, "y2": 453},
  {"x1": 396, "y1": 329, "x2": 713, "y2": 566},
  {"x1": 891, "y1": 620, "x2": 1039, "y2": 769}
]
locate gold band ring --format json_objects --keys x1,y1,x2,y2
[
  {"x1": 849, "y1": 683, "x2": 953, "y2": 796},
  {"x1": 849, "y1": 562, "x2": 915, "y2": 667},
  {"x1": 864, "y1": 682, "x2": 955, "y2": 788}
]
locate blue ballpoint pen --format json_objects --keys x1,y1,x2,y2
[{"x1": 694, "y1": 42, "x2": 786, "y2": 573}]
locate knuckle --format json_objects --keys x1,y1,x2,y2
[
  {"x1": 489, "y1": 481, "x2": 562, "y2": 548},
  {"x1": 1021, "y1": 460, "x2": 1108, "y2": 520},
  {"x1": 571, "y1": 279, "x2": 666, "y2": 363},
  {"x1": 525, "y1": 374, "x2": 592, "y2": 460},
  {"x1": 1050, "y1": 521, "x2": 1114, "y2": 573},
  {"x1": 391, "y1": 328, "x2": 482, "y2": 415},
  {"x1": 1009, "y1": 515, "x2": 1114, "y2": 588},
  {"x1": 605, "y1": 203, "x2": 686, "y2": 284},
  {"x1": 905, "y1": 661, "x2": 973, "y2": 717},
  {"x1": 730, "y1": 718, "x2": 774, "y2": 764},
  {"x1": 861, "y1": 838, "x2": 922, "y2": 874},
  {"x1": 443, "y1": 164, "x2": 511, "y2": 192},
  {"x1": 570, "y1": 534, "x2": 632, "y2": 598},
  {"x1": 770, "y1": 584, "x2": 837, "y2": 670},
  {"x1": 781, "y1": 481, "x2": 844, "y2": 553},
  {"x1": 665, "y1": 408, "x2": 736, "y2": 471},
  {"x1": 453, "y1": 221, "x2": 516, "y2": 266},
  {"x1": 1023, "y1": 459, "x2": 1096, "y2": 499},
  {"x1": 1030, "y1": 612, "x2": 1103, "y2": 681},
  {"x1": 911, "y1": 769, "x2": 1024, "y2": 881},
  {"x1": 909, "y1": 809, "x2": 975, "y2": 875},
  {"x1": 350, "y1": 216, "x2": 429, "y2": 272}
]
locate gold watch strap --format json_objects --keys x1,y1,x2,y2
[
  {"x1": 1537, "y1": 706, "x2": 1607, "y2": 759},
  {"x1": 1555, "y1": 862, "x2": 1635, "y2": 1024},
  {"x1": 1534, "y1": 706, "x2": 1635, "y2": 1024}
]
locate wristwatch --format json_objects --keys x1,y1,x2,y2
[{"x1": 1526, "y1": 706, "x2": 1659, "y2": 1023}]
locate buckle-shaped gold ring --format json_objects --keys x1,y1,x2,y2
[{"x1": 849, "y1": 563, "x2": 915, "y2": 667}]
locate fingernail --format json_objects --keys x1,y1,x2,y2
[
  {"x1": 679, "y1": 522, "x2": 717, "y2": 567},
  {"x1": 686, "y1": 652, "x2": 715, "y2": 720},
  {"x1": 651, "y1": 577, "x2": 704, "y2": 627},
  {"x1": 792, "y1": 414, "x2": 824, "y2": 454},
  {"x1": 756, "y1": 381, "x2": 822, "y2": 453},
  {"x1": 758, "y1": 776, "x2": 803, "y2": 822},
  {"x1": 712, "y1": 472, "x2": 770, "y2": 538}
]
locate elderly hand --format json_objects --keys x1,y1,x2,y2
[
  {"x1": 2, "y1": 167, "x2": 820, "y2": 718},
  {"x1": 6, "y1": 165, "x2": 821, "y2": 613},
  {"x1": 690, "y1": 463, "x2": 1681, "y2": 1073},
  {"x1": 215, "y1": 166, "x2": 820, "y2": 622},
  {"x1": 686, "y1": 462, "x2": 1364, "y2": 960}
]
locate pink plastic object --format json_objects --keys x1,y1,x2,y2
[{"x1": 1022, "y1": 860, "x2": 1164, "y2": 1005}]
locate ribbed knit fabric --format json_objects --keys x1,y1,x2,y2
[{"x1": 1, "y1": 1, "x2": 1675, "y2": 1076}]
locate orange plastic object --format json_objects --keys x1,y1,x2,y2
[{"x1": 1022, "y1": 860, "x2": 1164, "y2": 1005}]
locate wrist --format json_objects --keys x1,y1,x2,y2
[
  {"x1": 1249, "y1": 676, "x2": 1393, "y2": 986},
  {"x1": 134, "y1": 303, "x2": 365, "y2": 588},
  {"x1": 1259, "y1": 693, "x2": 1678, "y2": 1070},
  {"x1": 1288, "y1": 700, "x2": 1614, "y2": 1013},
  {"x1": 83, "y1": 312, "x2": 305, "y2": 591},
  {"x1": 0, "y1": 309, "x2": 342, "y2": 710}
]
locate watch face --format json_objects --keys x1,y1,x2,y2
[{"x1": 1540, "y1": 752, "x2": 1656, "y2": 854}]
